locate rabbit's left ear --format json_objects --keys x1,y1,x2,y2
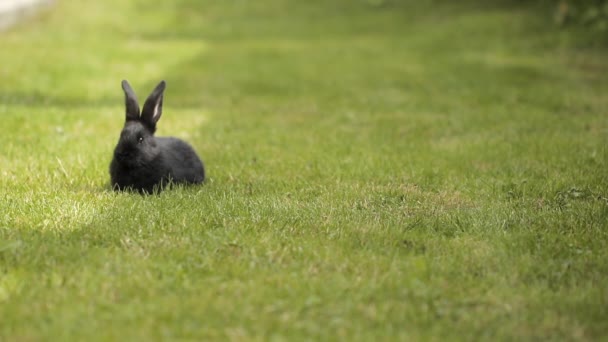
[
  {"x1": 141, "y1": 80, "x2": 166, "y2": 130},
  {"x1": 121, "y1": 80, "x2": 140, "y2": 121}
]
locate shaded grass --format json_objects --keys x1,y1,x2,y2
[{"x1": 1, "y1": 0, "x2": 608, "y2": 340}]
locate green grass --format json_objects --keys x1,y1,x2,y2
[{"x1": 1, "y1": 0, "x2": 607, "y2": 340}]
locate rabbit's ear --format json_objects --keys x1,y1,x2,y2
[
  {"x1": 121, "y1": 80, "x2": 140, "y2": 121},
  {"x1": 141, "y1": 80, "x2": 166, "y2": 129}
]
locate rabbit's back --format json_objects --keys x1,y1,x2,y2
[{"x1": 158, "y1": 137, "x2": 205, "y2": 184}]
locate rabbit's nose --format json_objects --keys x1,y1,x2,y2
[{"x1": 115, "y1": 151, "x2": 130, "y2": 161}]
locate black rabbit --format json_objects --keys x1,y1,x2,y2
[{"x1": 110, "y1": 80, "x2": 205, "y2": 193}]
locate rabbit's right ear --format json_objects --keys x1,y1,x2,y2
[
  {"x1": 121, "y1": 80, "x2": 140, "y2": 121},
  {"x1": 140, "y1": 80, "x2": 166, "y2": 133}
]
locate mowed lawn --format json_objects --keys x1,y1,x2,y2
[{"x1": 1, "y1": 0, "x2": 607, "y2": 340}]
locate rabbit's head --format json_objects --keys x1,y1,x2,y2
[{"x1": 113, "y1": 80, "x2": 165, "y2": 167}]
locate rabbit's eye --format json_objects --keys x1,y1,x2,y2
[{"x1": 138, "y1": 136, "x2": 144, "y2": 144}]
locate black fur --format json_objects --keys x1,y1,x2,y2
[{"x1": 110, "y1": 80, "x2": 205, "y2": 193}]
